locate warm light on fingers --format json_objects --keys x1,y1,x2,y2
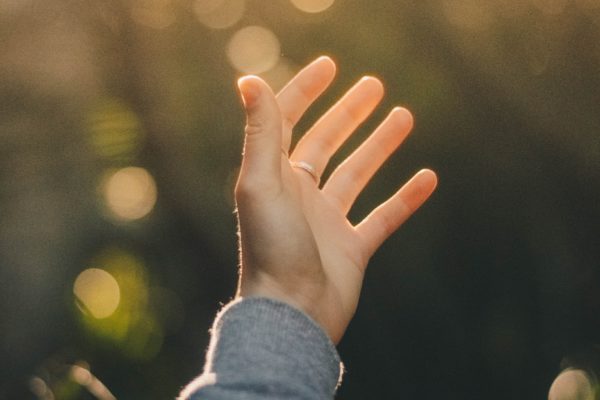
[
  {"x1": 355, "y1": 169, "x2": 438, "y2": 257},
  {"x1": 405, "y1": 169, "x2": 438, "y2": 211},
  {"x1": 322, "y1": 106, "x2": 415, "y2": 214}
]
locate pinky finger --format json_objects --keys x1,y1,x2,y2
[{"x1": 355, "y1": 169, "x2": 438, "y2": 259}]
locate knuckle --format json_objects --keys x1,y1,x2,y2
[
  {"x1": 378, "y1": 213, "x2": 397, "y2": 237},
  {"x1": 234, "y1": 177, "x2": 257, "y2": 199},
  {"x1": 234, "y1": 175, "x2": 280, "y2": 201},
  {"x1": 244, "y1": 122, "x2": 263, "y2": 137}
]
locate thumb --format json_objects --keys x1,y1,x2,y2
[{"x1": 237, "y1": 75, "x2": 282, "y2": 187}]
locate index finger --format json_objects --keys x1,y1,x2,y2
[{"x1": 276, "y1": 56, "x2": 336, "y2": 152}]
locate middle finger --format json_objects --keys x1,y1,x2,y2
[{"x1": 290, "y1": 76, "x2": 384, "y2": 181}]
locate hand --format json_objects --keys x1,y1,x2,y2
[{"x1": 234, "y1": 56, "x2": 437, "y2": 344}]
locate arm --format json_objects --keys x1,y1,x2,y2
[
  {"x1": 180, "y1": 56, "x2": 438, "y2": 399},
  {"x1": 179, "y1": 298, "x2": 342, "y2": 400}
]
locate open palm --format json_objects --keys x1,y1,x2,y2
[{"x1": 235, "y1": 56, "x2": 437, "y2": 343}]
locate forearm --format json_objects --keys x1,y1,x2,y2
[{"x1": 179, "y1": 297, "x2": 343, "y2": 400}]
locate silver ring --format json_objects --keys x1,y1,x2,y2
[{"x1": 290, "y1": 161, "x2": 319, "y2": 185}]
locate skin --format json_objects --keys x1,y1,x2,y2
[
  {"x1": 549, "y1": 369, "x2": 596, "y2": 400},
  {"x1": 234, "y1": 56, "x2": 438, "y2": 344}
]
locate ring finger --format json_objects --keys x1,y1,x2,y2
[
  {"x1": 290, "y1": 76, "x2": 384, "y2": 182},
  {"x1": 322, "y1": 107, "x2": 413, "y2": 214}
]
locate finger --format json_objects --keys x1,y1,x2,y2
[
  {"x1": 322, "y1": 107, "x2": 414, "y2": 214},
  {"x1": 276, "y1": 56, "x2": 337, "y2": 152},
  {"x1": 355, "y1": 169, "x2": 438, "y2": 259},
  {"x1": 290, "y1": 76, "x2": 384, "y2": 179},
  {"x1": 236, "y1": 75, "x2": 282, "y2": 192}
]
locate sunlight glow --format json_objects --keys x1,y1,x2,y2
[
  {"x1": 131, "y1": 0, "x2": 177, "y2": 29},
  {"x1": 260, "y1": 58, "x2": 299, "y2": 92},
  {"x1": 549, "y1": 369, "x2": 595, "y2": 400},
  {"x1": 102, "y1": 167, "x2": 157, "y2": 221},
  {"x1": 194, "y1": 0, "x2": 245, "y2": 29},
  {"x1": 74, "y1": 268, "x2": 121, "y2": 319},
  {"x1": 531, "y1": 0, "x2": 568, "y2": 14},
  {"x1": 227, "y1": 26, "x2": 280, "y2": 74},
  {"x1": 290, "y1": 0, "x2": 335, "y2": 13}
]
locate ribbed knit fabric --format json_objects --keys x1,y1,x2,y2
[{"x1": 179, "y1": 297, "x2": 343, "y2": 400}]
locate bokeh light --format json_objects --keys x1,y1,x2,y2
[
  {"x1": 4, "y1": 0, "x2": 600, "y2": 398},
  {"x1": 442, "y1": 0, "x2": 494, "y2": 31},
  {"x1": 73, "y1": 268, "x2": 121, "y2": 319},
  {"x1": 226, "y1": 25, "x2": 281, "y2": 74},
  {"x1": 102, "y1": 167, "x2": 158, "y2": 221},
  {"x1": 548, "y1": 369, "x2": 596, "y2": 400},
  {"x1": 74, "y1": 248, "x2": 166, "y2": 360},
  {"x1": 260, "y1": 58, "x2": 299, "y2": 92},
  {"x1": 193, "y1": 0, "x2": 245, "y2": 29},
  {"x1": 290, "y1": 0, "x2": 335, "y2": 13},
  {"x1": 131, "y1": 0, "x2": 177, "y2": 29},
  {"x1": 87, "y1": 98, "x2": 144, "y2": 163}
]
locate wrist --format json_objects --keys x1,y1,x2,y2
[
  {"x1": 237, "y1": 277, "x2": 330, "y2": 338},
  {"x1": 238, "y1": 285, "x2": 318, "y2": 322}
]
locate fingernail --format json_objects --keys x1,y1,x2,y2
[{"x1": 237, "y1": 76, "x2": 260, "y2": 107}]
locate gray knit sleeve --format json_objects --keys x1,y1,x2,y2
[{"x1": 179, "y1": 297, "x2": 343, "y2": 400}]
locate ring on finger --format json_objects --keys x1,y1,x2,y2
[{"x1": 290, "y1": 160, "x2": 320, "y2": 185}]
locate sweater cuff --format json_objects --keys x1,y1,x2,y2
[{"x1": 185, "y1": 297, "x2": 343, "y2": 399}]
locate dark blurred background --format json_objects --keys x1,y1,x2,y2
[{"x1": 1, "y1": 0, "x2": 599, "y2": 398}]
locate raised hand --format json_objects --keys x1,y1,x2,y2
[{"x1": 235, "y1": 56, "x2": 437, "y2": 344}]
